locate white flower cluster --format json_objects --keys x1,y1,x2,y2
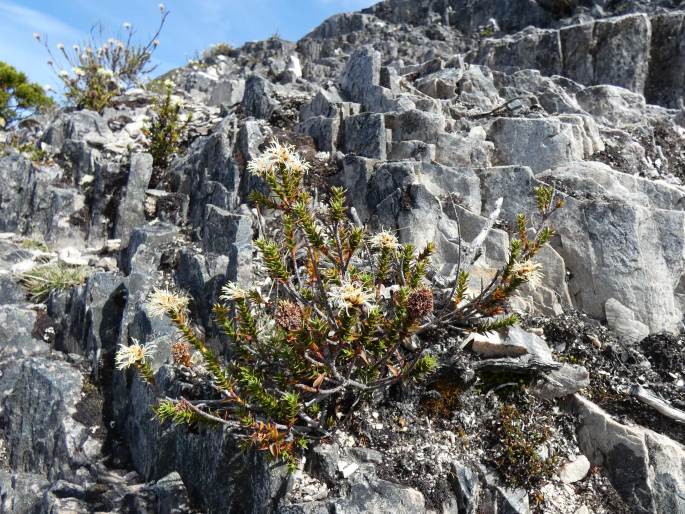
[
  {"x1": 220, "y1": 282, "x2": 250, "y2": 301},
  {"x1": 115, "y1": 338, "x2": 157, "y2": 370},
  {"x1": 328, "y1": 280, "x2": 375, "y2": 314},
  {"x1": 511, "y1": 259, "x2": 544, "y2": 289},
  {"x1": 370, "y1": 230, "x2": 400, "y2": 251},
  {"x1": 246, "y1": 141, "x2": 310, "y2": 178},
  {"x1": 147, "y1": 287, "x2": 190, "y2": 318}
]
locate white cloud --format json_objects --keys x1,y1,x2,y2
[{"x1": 0, "y1": 1, "x2": 83, "y2": 88}]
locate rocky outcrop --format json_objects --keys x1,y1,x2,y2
[{"x1": 2, "y1": 0, "x2": 685, "y2": 512}]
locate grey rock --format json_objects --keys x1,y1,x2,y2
[
  {"x1": 202, "y1": 204, "x2": 252, "y2": 255},
  {"x1": 645, "y1": 12, "x2": 685, "y2": 108},
  {"x1": 385, "y1": 109, "x2": 445, "y2": 144},
  {"x1": 575, "y1": 85, "x2": 647, "y2": 127},
  {"x1": 458, "y1": 65, "x2": 503, "y2": 111},
  {"x1": 208, "y1": 79, "x2": 245, "y2": 107},
  {"x1": 0, "y1": 154, "x2": 39, "y2": 235},
  {"x1": 571, "y1": 394, "x2": 685, "y2": 514},
  {"x1": 336, "y1": 155, "x2": 377, "y2": 223},
  {"x1": 120, "y1": 222, "x2": 180, "y2": 276},
  {"x1": 483, "y1": 470, "x2": 531, "y2": 514},
  {"x1": 153, "y1": 472, "x2": 197, "y2": 514},
  {"x1": 343, "y1": 112, "x2": 386, "y2": 160},
  {"x1": 61, "y1": 139, "x2": 100, "y2": 185},
  {"x1": 605, "y1": 298, "x2": 650, "y2": 344},
  {"x1": 562, "y1": 14, "x2": 651, "y2": 93},
  {"x1": 532, "y1": 363, "x2": 590, "y2": 400},
  {"x1": 2, "y1": 357, "x2": 95, "y2": 481},
  {"x1": 0, "y1": 305, "x2": 41, "y2": 355},
  {"x1": 242, "y1": 75, "x2": 279, "y2": 120},
  {"x1": 120, "y1": 367, "x2": 289, "y2": 514},
  {"x1": 415, "y1": 67, "x2": 463, "y2": 99},
  {"x1": 473, "y1": 27, "x2": 562, "y2": 80},
  {"x1": 339, "y1": 46, "x2": 381, "y2": 106},
  {"x1": 370, "y1": 0, "x2": 552, "y2": 34},
  {"x1": 481, "y1": 164, "x2": 685, "y2": 335},
  {"x1": 488, "y1": 117, "x2": 588, "y2": 173},
  {"x1": 333, "y1": 475, "x2": 425, "y2": 514},
  {"x1": 511, "y1": 244, "x2": 573, "y2": 317},
  {"x1": 0, "y1": 471, "x2": 48, "y2": 513},
  {"x1": 0, "y1": 273, "x2": 26, "y2": 304},
  {"x1": 42, "y1": 110, "x2": 112, "y2": 151},
  {"x1": 387, "y1": 140, "x2": 435, "y2": 162},
  {"x1": 115, "y1": 153, "x2": 154, "y2": 244},
  {"x1": 418, "y1": 162, "x2": 481, "y2": 215},
  {"x1": 299, "y1": 115, "x2": 340, "y2": 153},
  {"x1": 175, "y1": 121, "x2": 241, "y2": 231},
  {"x1": 448, "y1": 462, "x2": 481, "y2": 514},
  {"x1": 145, "y1": 189, "x2": 189, "y2": 226},
  {"x1": 506, "y1": 326, "x2": 554, "y2": 362},
  {"x1": 559, "y1": 455, "x2": 591, "y2": 484},
  {"x1": 49, "y1": 272, "x2": 127, "y2": 379}
]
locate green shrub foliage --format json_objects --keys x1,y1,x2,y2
[
  {"x1": 142, "y1": 80, "x2": 191, "y2": 169},
  {"x1": 117, "y1": 143, "x2": 561, "y2": 467},
  {"x1": 0, "y1": 61, "x2": 53, "y2": 126}
]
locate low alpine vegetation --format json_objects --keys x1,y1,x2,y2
[
  {"x1": 19, "y1": 262, "x2": 91, "y2": 302},
  {"x1": 36, "y1": 5, "x2": 168, "y2": 112},
  {"x1": 116, "y1": 142, "x2": 560, "y2": 467},
  {"x1": 143, "y1": 79, "x2": 191, "y2": 171}
]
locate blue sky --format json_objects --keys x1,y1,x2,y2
[{"x1": 0, "y1": 0, "x2": 377, "y2": 90}]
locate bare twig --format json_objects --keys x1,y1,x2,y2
[{"x1": 630, "y1": 385, "x2": 685, "y2": 424}]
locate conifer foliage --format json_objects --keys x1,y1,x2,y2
[
  {"x1": 0, "y1": 61, "x2": 53, "y2": 127},
  {"x1": 116, "y1": 143, "x2": 561, "y2": 467}
]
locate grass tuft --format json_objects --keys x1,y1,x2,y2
[{"x1": 19, "y1": 263, "x2": 91, "y2": 302}]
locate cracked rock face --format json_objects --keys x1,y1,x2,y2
[{"x1": 1, "y1": 0, "x2": 685, "y2": 512}]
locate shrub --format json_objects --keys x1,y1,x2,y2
[
  {"x1": 202, "y1": 43, "x2": 233, "y2": 61},
  {"x1": 142, "y1": 80, "x2": 191, "y2": 169},
  {"x1": 0, "y1": 135, "x2": 50, "y2": 163},
  {"x1": 116, "y1": 143, "x2": 561, "y2": 467},
  {"x1": 36, "y1": 6, "x2": 168, "y2": 112},
  {"x1": 492, "y1": 402, "x2": 557, "y2": 490},
  {"x1": 0, "y1": 61, "x2": 53, "y2": 127},
  {"x1": 19, "y1": 262, "x2": 91, "y2": 302}
]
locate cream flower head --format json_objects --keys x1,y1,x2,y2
[
  {"x1": 147, "y1": 287, "x2": 190, "y2": 318},
  {"x1": 246, "y1": 141, "x2": 310, "y2": 178},
  {"x1": 511, "y1": 259, "x2": 543, "y2": 289},
  {"x1": 115, "y1": 338, "x2": 157, "y2": 370},
  {"x1": 328, "y1": 280, "x2": 375, "y2": 314},
  {"x1": 370, "y1": 230, "x2": 400, "y2": 251},
  {"x1": 220, "y1": 282, "x2": 250, "y2": 302}
]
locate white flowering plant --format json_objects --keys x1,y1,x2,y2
[
  {"x1": 116, "y1": 143, "x2": 560, "y2": 468},
  {"x1": 36, "y1": 6, "x2": 168, "y2": 111}
]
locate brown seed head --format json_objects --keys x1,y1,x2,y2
[
  {"x1": 407, "y1": 287, "x2": 434, "y2": 319},
  {"x1": 275, "y1": 300, "x2": 303, "y2": 332},
  {"x1": 172, "y1": 341, "x2": 193, "y2": 367}
]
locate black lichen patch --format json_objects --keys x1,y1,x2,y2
[
  {"x1": 74, "y1": 379, "x2": 107, "y2": 441},
  {"x1": 527, "y1": 311, "x2": 685, "y2": 445}
]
